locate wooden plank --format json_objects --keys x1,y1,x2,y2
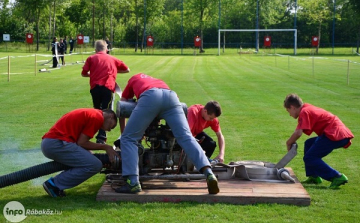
[{"x1": 96, "y1": 168, "x2": 311, "y2": 206}]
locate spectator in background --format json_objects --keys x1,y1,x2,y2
[
  {"x1": 59, "y1": 38, "x2": 66, "y2": 66},
  {"x1": 69, "y1": 36, "x2": 75, "y2": 54},
  {"x1": 51, "y1": 37, "x2": 59, "y2": 68},
  {"x1": 105, "y1": 37, "x2": 111, "y2": 54},
  {"x1": 81, "y1": 40, "x2": 130, "y2": 144},
  {"x1": 63, "y1": 36, "x2": 68, "y2": 54}
]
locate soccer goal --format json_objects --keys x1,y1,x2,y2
[{"x1": 217, "y1": 29, "x2": 297, "y2": 55}]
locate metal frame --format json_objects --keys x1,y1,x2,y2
[{"x1": 218, "y1": 29, "x2": 298, "y2": 55}]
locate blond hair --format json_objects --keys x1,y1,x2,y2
[{"x1": 95, "y1": 40, "x2": 107, "y2": 52}]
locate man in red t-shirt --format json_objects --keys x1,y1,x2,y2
[
  {"x1": 284, "y1": 94, "x2": 354, "y2": 189},
  {"x1": 115, "y1": 73, "x2": 219, "y2": 194},
  {"x1": 187, "y1": 101, "x2": 225, "y2": 163},
  {"x1": 81, "y1": 40, "x2": 130, "y2": 144},
  {"x1": 41, "y1": 108, "x2": 119, "y2": 197}
]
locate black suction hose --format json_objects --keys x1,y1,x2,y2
[{"x1": 0, "y1": 153, "x2": 116, "y2": 188}]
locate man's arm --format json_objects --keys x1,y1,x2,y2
[
  {"x1": 286, "y1": 129, "x2": 303, "y2": 151},
  {"x1": 119, "y1": 97, "x2": 127, "y2": 133},
  {"x1": 118, "y1": 68, "x2": 130, "y2": 73},
  {"x1": 186, "y1": 107, "x2": 196, "y2": 136},
  {"x1": 77, "y1": 133, "x2": 120, "y2": 163},
  {"x1": 81, "y1": 58, "x2": 90, "y2": 77},
  {"x1": 213, "y1": 131, "x2": 225, "y2": 163},
  {"x1": 81, "y1": 67, "x2": 90, "y2": 77},
  {"x1": 81, "y1": 71, "x2": 90, "y2": 77}
]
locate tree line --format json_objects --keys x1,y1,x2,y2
[{"x1": 0, "y1": 0, "x2": 359, "y2": 52}]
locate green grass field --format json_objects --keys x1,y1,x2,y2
[{"x1": 0, "y1": 52, "x2": 360, "y2": 222}]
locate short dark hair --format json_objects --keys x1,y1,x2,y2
[
  {"x1": 204, "y1": 101, "x2": 222, "y2": 117},
  {"x1": 284, "y1": 94, "x2": 303, "y2": 108},
  {"x1": 103, "y1": 109, "x2": 117, "y2": 120}
]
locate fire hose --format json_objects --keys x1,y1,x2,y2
[{"x1": 0, "y1": 153, "x2": 119, "y2": 189}]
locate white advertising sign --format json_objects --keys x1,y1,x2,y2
[{"x1": 3, "y1": 34, "x2": 10, "y2": 41}]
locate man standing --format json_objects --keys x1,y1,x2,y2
[
  {"x1": 81, "y1": 40, "x2": 130, "y2": 144},
  {"x1": 69, "y1": 36, "x2": 75, "y2": 54},
  {"x1": 63, "y1": 36, "x2": 68, "y2": 54},
  {"x1": 187, "y1": 101, "x2": 225, "y2": 163},
  {"x1": 51, "y1": 37, "x2": 59, "y2": 68},
  {"x1": 116, "y1": 73, "x2": 220, "y2": 194},
  {"x1": 105, "y1": 37, "x2": 111, "y2": 54},
  {"x1": 42, "y1": 108, "x2": 119, "y2": 197},
  {"x1": 58, "y1": 38, "x2": 65, "y2": 65}
]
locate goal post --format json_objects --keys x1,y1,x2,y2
[{"x1": 218, "y1": 29, "x2": 297, "y2": 55}]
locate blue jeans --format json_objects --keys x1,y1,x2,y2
[
  {"x1": 303, "y1": 135, "x2": 350, "y2": 181},
  {"x1": 41, "y1": 138, "x2": 103, "y2": 190},
  {"x1": 120, "y1": 88, "x2": 210, "y2": 178}
]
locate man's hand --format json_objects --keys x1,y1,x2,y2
[
  {"x1": 213, "y1": 155, "x2": 224, "y2": 163},
  {"x1": 196, "y1": 136, "x2": 205, "y2": 144},
  {"x1": 104, "y1": 145, "x2": 121, "y2": 163}
]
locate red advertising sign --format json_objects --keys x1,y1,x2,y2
[
  {"x1": 264, "y1": 36, "x2": 271, "y2": 47},
  {"x1": 26, "y1": 33, "x2": 33, "y2": 44},
  {"x1": 311, "y1": 36, "x2": 319, "y2": 47},
  {"x1": 147, "y1": 35, "x2": 154, "y2": 47},
  {"x1": 77, "y1": 34, "x2": 84, "y2": 44},
  {"x1": 194, "y1": 36, "x2": 201, "y2": 47}
]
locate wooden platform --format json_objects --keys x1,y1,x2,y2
[{"x1": 96, "y1": 168, "x2": 310, "y2": 206}]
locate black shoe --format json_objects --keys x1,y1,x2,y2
[
  {"x1": 43, "y1": 178, "x2": 66, "y2": 197},
  {"x1": 115, "y1": 179, "x2": 142, "y2": 194},
  {"x1": 207, "y1": 174, "x2": 220, "y2": 194}
]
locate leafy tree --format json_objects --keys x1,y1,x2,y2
[
  {"x1": 348, "y1": 0, "x2": 360, "y2": 52},
  {"x1": 299, "y1": 0, "x2": 333, "y2": 53},
  {"x1": 14, "y1": 0, "x2": 51, "y2": 50},
  {"x1": 0, "y1": 0, "x2": 11, "y2": 36},
  {"x1": 186, "y1": 0, "x2": 218, "y2": 52}
]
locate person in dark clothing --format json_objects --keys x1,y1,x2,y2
[
  {"x1": 105, "y1": 37, "x2": 111, "y2": 54},
  {"x1": 63, "y1": 36, "x2": 68, "y2": 54},
  {"x1": 69, "y1": 36, "x2": 75, "y2": 54},
  {"x1": 51, "y1": 37, "x2": 59, "y2": 68},
  {"x1": 59, "y1": 38, "x2": 66, "y2": 65}
]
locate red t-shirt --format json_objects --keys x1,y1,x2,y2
[
  {"x1": 81, "y1": 51, "x2": 128, "y2": 92},
  {"x1": 122, "y1": 73, "x2": 170, "y2": 99},
  {"x1": 297, "y1": 103, "x2": 354, "y2": 143},
  {"x1": 42, "y1": 108, "x2": 104, "y2": 143},
  {"x1": 187, "y1": 104, "x2": 221, "y2": 136}
]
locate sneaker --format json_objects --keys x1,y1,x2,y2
[
  {"x1": 115, "y1": 179, "x2": 142, "y2": 194},
  {"x1": 43, "y1": 178, "x2": 66, "y2": 197},
  {"x1": 329, "y1": 174, "x2": 348, "y2": 189},
  {"x1": 302, "y1": 176, "x2": 323, "y2": 184},
  {"x1": 206, "y1": 174, "x2": 220, "y2": 194}
]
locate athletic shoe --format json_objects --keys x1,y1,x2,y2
[
  {"x1": 329, "y1": 174, "x2": 348, "y2": 189},
  {"x1": 206, "y1": 174, "x2": 220, "y2": 194},
  {"x1": 115, "y1": 179, "x2": 142, "y2": 194},
  {"x1": 302, "y1": 176, "x2": 323, "y2": 184},
  {"x1": 43, "y1": 178, "x2": 66, "y2": 197}
]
